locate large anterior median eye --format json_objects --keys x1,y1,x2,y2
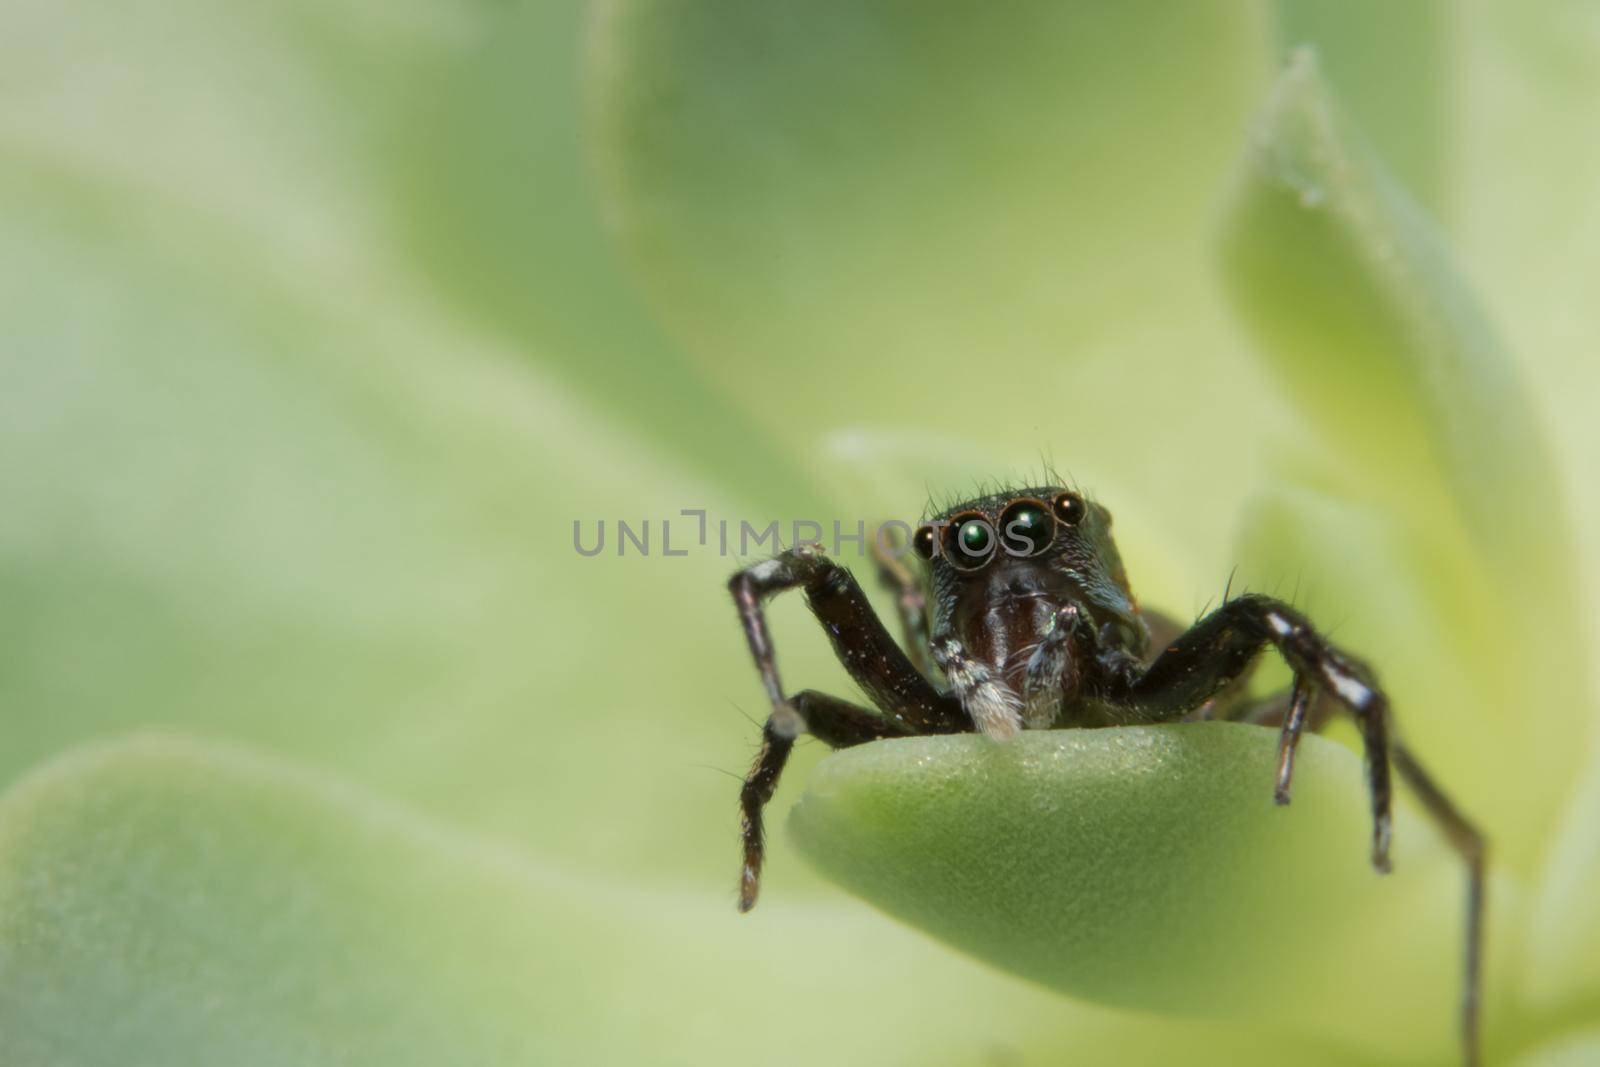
[
  {"x1": 942, "y1": 512, "x2": 996, "y2": 571},
  {"x1": 999, "y1": 498, "x2": 1054, "y2": 557}
]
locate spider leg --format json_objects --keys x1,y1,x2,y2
[
  {"x1": 728, "y1": 545, "x2": 968, "y2": 911},
  {"x1": 1139, "y1": 606, "x2": 1188, "y2": 655},
  {"x1": 870, "y1": 529, "x2": 936, "y2": 679},
  {"x1": 738, "y1": 716, "x2": 796, "y2": 914},
  {"x1": 1224, "y1": 686, "x2": 1484, "y2": 1064},
  {"x1": 1115, "y1": 593, "x2": 1486, "y2": 1064},
  {"x1": 728, "y1": 543, "x2": 965, "y2": 731},
  {"x1": 1142, "y1": 604, "x2": 1259, "y2": 721},
  {"x1": 1113, "y1": 593, "x2": 1394, "y2": 871},
  {"x1": 1393, "y1": 743, "x2": 1487, "y2": 1067},
  {"x1": 738, "y1": 690, "x2": 915, "y2": 911},
  {"x1": 1224, "y1": 680, "x2": 1334, "y2": 803}
]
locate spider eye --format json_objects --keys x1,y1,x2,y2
[
  {"x1": 911, "y1": 525, "x2": 937, "y2": 561},
  {"x1": 999, "y1": 499, "x2": 1054, "y2": 557},
  {"x1": 1052, "y1": 491, "x2": 1086, "y2": 525},
  {"x1": 942, "y1": 513, "x2": 996, "y2": 571}
]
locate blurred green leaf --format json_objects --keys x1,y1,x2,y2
[
  {"x1": 1451, "y1": 1, "x2": 1600, "y2": 607},
  {"x1": 0, "y1": 0, "x2": 835, "y2": 890},
  {"x1": 0, "y1": 155, "x2": 773, "y2": 882},
  {"x1": 4, "y1": 0, "x2": 1599, "y2": 1063},
  {"x1": 1514, "y1": 1029, "x2": 1600, "y2": 1067},
  {"x1": 588, "y1": 0, "x2": 1294, "y2": 565},
  {"x1": 1526, "y1": 756, "x2": 1600, "y2": 1019},
  {"x1": 1221, "y1": 50, "x2": 1589, "y2": 867},
  {"x1": 0, "y1": 734, "x2": 1366, "y2": 1067},
  {"x1": 1223, "y1": 48, "x2": 1566, "y2": 575},
  {"x1": 792, "y1": 725, "x2": 1481, "y2": 1059},
  {"x1": 1271, "y1": 1, "x2": 1451, "y2": 212},
  {"x1": 0, "y1": 735, "x2": 562, "y2": 1066},
  {"x1": 399, "y1": 1, "x2": 818, "y2": 513},
  {"x1": 1230, "y1": 484, "x2": 1540, "y2": 863}
]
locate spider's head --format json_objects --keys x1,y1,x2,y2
[{"x1": 913, "y1": 486, "x2": 1142, "y2": 654}]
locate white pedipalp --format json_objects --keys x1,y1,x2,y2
[
  {"x1": 968, "y1": 679, "x2": 1025, "y2": 741},
  {"x1": 1021, "y1": 644, "x2": 1067, "y2": 729},
  {"x1": 935, "y1": 638, "x2": 1024, "y2": 741},
  {"x1": 1020, "y1": 603, "x2": 1080, "y2": 730}
]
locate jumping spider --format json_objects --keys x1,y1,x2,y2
[{"x1": 729, "y1": 485, "x2": 1486, "y2": 1065}]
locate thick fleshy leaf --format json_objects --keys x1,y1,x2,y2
[
  {"x1": 1453, "y1": 2, "x2": 1600, "y2": 512},
  {"x1": 588, "y1": 0, "x2": 1298, "y2": 569},
  {"x1": 0, "y1": 159, "x2": 767, "y2": 884},
  {"x1": 7, "y1": 0, "x2": 1600, "y2": 1063},
  {"x1": 0, "y1": 735, "x2": 1365, "y2": 1067},
  {"x1": 1526, "y1": 758, "x2": 1600, "y2": 1019},
  {"x1": 1229, "y1": 484, "x2": 1546, "y2": 869},
  {"x1": 398, "y1": 1, "x2": 818, "y2": 512},
  {"x1": 791, "y1": 725, "x2": 1490, "y2": 1059},
  {"x1": 1223, "y1": 48, "x2": 1569, "y2": 580},
  {"x1": 1514, "y1": 1030, "x2": 1600, "y2": 1067},
  {"x1": 1220, "y1": 50, "x2": 1590, "y2": 867},
  {"x1": 0, "y1": 0, "x2": 845, "y2": 893},
  {"x1": 1271, "y1": 1, "x2": 1451, "y2": 212}
]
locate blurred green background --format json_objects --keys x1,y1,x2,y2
[{"x1": 3, "y1": 1, "x2": 1600, "y2": 1064}]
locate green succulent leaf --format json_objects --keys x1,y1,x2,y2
[
  {"x1": 1514, "y1": 1029, "x2": 1600, "y2": 1067},
  {"x1": 791, "y1": 725, "x2": 1480, "y2": 1059},
  {"x1": 1229, "y1": 484, "x2": 1540, "y2": 864},
  {"x1": 398, "y1": 1, "x2": 816, "y2": 512},
  {"x1": 588, "y1": 0, "x2": 1294, "y2": 563},
  {"x1": 0, "y1": 734, "x2": 1367, "y2": 1067},
  {"x1": 0, "y1": 0, "x2": 823, "y2": 888},
  {"x1": 1223, "y1": 48, "x2": 1567, "y2": 577},
  {"x1": 5, "y1": 0, "x2": 1600, "y2": 1064},
  {"x1": 1526, "y1": 761, "x2": 1600, "y2": 1018},
  {"x1": 1221, "y1": 50, "x2": 1589, "y2": 868},
  {"x1": 1270, "y1": 0, "x2": 1451, "y2": 212}
]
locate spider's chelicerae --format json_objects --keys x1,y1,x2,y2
[{"x1": 729, "y1": 484, "x2": 1486, "y2": 1066}]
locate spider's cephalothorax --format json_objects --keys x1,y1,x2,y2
[
  {"x1": 913, "y1": 487, "x2": 1148, "y2": 738},
  {"x1": 727, "y1": 484, "x2": 1487, "y2": 1067}
]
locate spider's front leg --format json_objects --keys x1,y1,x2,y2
[
  {"x1": 727, "y1": 544, "x2": 966, "y2": 911},
  {"x1": 869, "y1": 530, "x2": 935, "y2": 679},
  {"x1": 1118, "y1": 593, "x2": 1486, "y2": 1064},
  {"x1": 1112, "y1": 593, "x2": 1395, "y2": 869}
]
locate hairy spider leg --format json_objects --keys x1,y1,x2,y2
[
  {"x1": 1225, "y1": 680, "x2": 1484, "y2": 1065},
  {"x1": 733, "y1": 691, "x2": 914, "y2": 912},
  {"x1": 728, "y1": 545, "x2": 967, "y2": 911},
  {"x1": 1278, "y1": 677, "x2": 1318, "y2": 806},
  {"x1": 1226, "y1": 674, "x2": 1324, "y2": 805},
  {"x1": 1135, "y1": 607, "x2": 1253, "y2": 723},
  {"x1": 1112, "y1": 593, "x2": 1395, "y2": 870},
  {"x1": 1228, "y1": 681, "x2": 1336, "y2": 732},
  {"x1": 1392, "y1": 743, "x2": 1487, "y2": 1067},
  {"x1": 1113, "y1": 592, "x2": 1483, "y2": 1066},
  {"x1": 869, "y1": 530, "x2": 937, "y2": 680}
]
